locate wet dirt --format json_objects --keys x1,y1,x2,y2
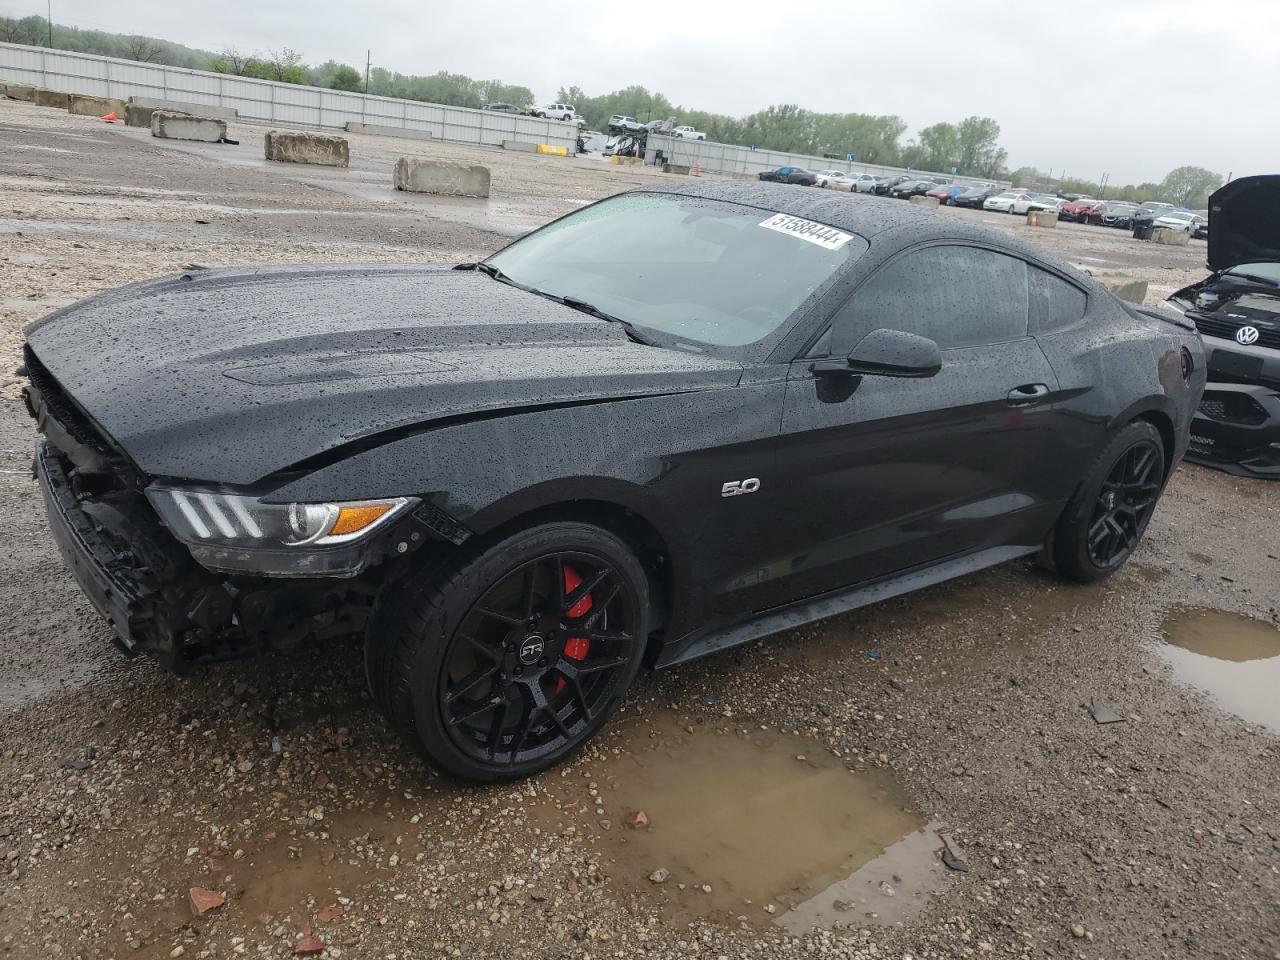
[
  {"x1": 1158, "y1": 606, "x2": 1280, "y2": 733},
  {"x1": 532, "y1": 713, "x2": 931, "y2": 927}
]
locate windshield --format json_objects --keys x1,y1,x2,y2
[
  {"x1": 487, "y1": 193, "x2": 865, "y2": 354},
  {"x1": 1225, "y1": 262, "x2": 1280, "y2": 283}
]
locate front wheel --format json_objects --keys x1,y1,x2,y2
[
  {"x1": 366, "y1": 521, "x2": 649, "y2": 781},
  {"x1": 1051, "y1": 421, "x2": 1165, "y2": 583}
]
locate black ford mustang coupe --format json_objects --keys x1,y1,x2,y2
[{"x1": 23, "y1": 182, "x2": 1204, "y2": 780}]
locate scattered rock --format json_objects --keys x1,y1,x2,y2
[
  {"x1": 188, "y1": 886, "x2": 225, "y2": 917},
  {"x1": 316, "y1": 904, "x2": 344, "y2": 923},
  {"x1": 293, "y1": 934, "x2": 325, "y2": 955},
  {"x1": 625, "y1": 810, "x2": 649, "y2": 830},
  {"x1": 1072, "y1": 924, "x2": 1087, "y2": 939},
  {"x1": 648, "y1": 867, "x2": 670, "y2": 884}
]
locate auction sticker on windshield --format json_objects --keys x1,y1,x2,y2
[{"x1": 758, "y1": 214, "x2": 854, "y2": 250}]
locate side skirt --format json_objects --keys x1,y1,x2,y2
[{"x1": 654, "y1": 544, "x2": 1040, "y2": 669}]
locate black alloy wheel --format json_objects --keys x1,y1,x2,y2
[
  {"x1": 439, "y1": 552, "x2": 638, "y2": 767},
  {"x1": 1085, "y1": 439, "x2": 1162, "y2": 569},
  {"x1": 1051, "y1": 420, "x2": 1165, "y2": 583}
]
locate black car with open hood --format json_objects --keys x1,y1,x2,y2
[
  {"x1": 24, "y1": 181, "x2": 1204, "y2": 781},
  {"x1": 1167, "y1": 174, "x2": 1280, "y2": 477}
]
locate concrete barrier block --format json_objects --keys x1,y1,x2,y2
[
  {"x1": 151, "y1": 111, "x2": 227, "y2": 143},
  {"x1": 345, "y1": 121, "x2": 433, "y2": 141},
  {"x1": 1026, "y1": 210, "x2": 1059, "y2": 228},
  {"x1": 126, "y1": 103, "x2": 184, "y2": 127},
  {"x1": 1152, "y1": 226, "x2": 1191, "y2": 247},
  {"x1": 662, "y1": 163, "x2": 691, "y2": 175},
  {"x1": 1101, "y1": 278, "x2": 1149, "y2": 304},
  {"x1": 1, "y1": 82, "x2": 35, "y2": 101},
  {"x1": 32, "y1": 88, "x2": 70, "y2": 109},
  {"x1": 501, "y1": 140, "x2": 539, "y2": 153},
  {"x1": 393, "y1": 157, "x2": 490, "y2": 198},
  {"x1": 910, "y1": 195, "x2": 940, "y2": 208},
  {"x1": 67, "y1": 94, "x2": 127, "y2": 118},
  {"x1": 128, "y1": 96, "x2": 237, "y2": 121},
  {"x1": 264, "y1": 130, "x2": 349, "y2": 167},
  {"x1": 535, "y1": 144, "x2": 569, "y2": 156}
]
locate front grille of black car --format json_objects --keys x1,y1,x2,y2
[
  {"x1": 1198, "y1": 392, "x2": 1269, "y2": 426},
  {"x1": 22, "y1": 345, "x2": 114, "y2": 455},
  {"x1": 1194, "y1": 315, "x2": 1280, "y2": 350}
]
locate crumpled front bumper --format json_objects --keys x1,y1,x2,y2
[{"x1": 1185, "y1": 382, "x2": 1280, "y2": 478}]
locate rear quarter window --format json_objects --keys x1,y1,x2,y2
[{"x1": 1028, "y1": 268, "x2": 1087, "y2": 334}]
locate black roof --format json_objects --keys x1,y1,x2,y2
[{"x1": 636, "y1": 179, "x2": 1087, "y2": 280}]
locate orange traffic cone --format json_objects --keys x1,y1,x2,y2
[
  {"x1": 101, "y1": 112, "x2": 119, "y2": 122},
  {"x1": 692, "y1": 162, "x2": 701, "y2": 177}
]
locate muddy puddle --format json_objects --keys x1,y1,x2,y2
[
  {"x1": 1159, "y1": 606, "x2": 1280, "y2": 733},
  {"x1": 535, "y1": 714, "x2": 947, "y2": 929}
]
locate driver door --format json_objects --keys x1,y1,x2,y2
[{"x1": 757, "y1": 243, "x2": 1064, "y2": 607}]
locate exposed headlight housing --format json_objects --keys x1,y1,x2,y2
[{"x1": 146, "y1": 485, "x2": 417, "y2": 577}]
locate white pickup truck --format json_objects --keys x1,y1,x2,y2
[{"x1": 673, "y1": 125, "x2": 706, "y2": 140}]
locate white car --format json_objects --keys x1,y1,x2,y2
[
  {"x1": 1027, "y1": 195, "x2": 1065, "y2": 214},
  {"x1": 1152, "y1": 209, "x2": 1206, "y2": 233},
  {"x1": 673, "y1": 125, "x2": 706, "y2": 140},
  {"x1": 983, "y1": 191, "x2": 1033, "y2": 213},
  {"x1": 815, "y1": 170, "x2": 856, "y2": 189},
  {"x1": 850, "y1": 173, "x2": 879, "y2": 193},
  {"x1": 608, "y1": 114, "x2": 645, "y2": 133},
  {"x1": 534, "y1": 103, "x2": 576, "y2": 121}
]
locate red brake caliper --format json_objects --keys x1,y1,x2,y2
[{"x1": 555, "y1": 565, "x2": 592, "y2": 694}]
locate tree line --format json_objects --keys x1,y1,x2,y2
[{"x1": 0, "y1": 14, "x2": 1223, "y2": 203}]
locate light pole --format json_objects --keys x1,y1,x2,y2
[{"x1": 47, "y1": 0, "x2": 53, "y2": 47}]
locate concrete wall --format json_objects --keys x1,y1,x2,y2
[
  {"x1": 0, "y1": 41, "x2": 578, "y2": 152},
  {"x1": 643, "y1": 133, "x2": 1010, "y2": 189},
  {"x1": 345, "y1": 121, "x2": 432, "y2": 141},
  {"x1": 67, "y1": 93, "x2": 126, "y2": 117},
  {"x1": 151, "y1": 111, "x2": 226, "y2": 142}
]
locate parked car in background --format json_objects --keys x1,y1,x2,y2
[
  {"x1": 849, "y1": 173, "x2": 879, "y2": 193},
  {"x1": 1059, "y1": 198, "x2": 1107, "y2": 223},
  {"x1": 759, "y1": 166, "x2": 819, "y2": 186},
  {"x1": 926, "y1": 184, "x2": 968, "y2": 205},
  {"x1": 1099, "y1": 202, "x2": 1141, "y2": 228},
  {"x1": 673, "y1": 125, "x2": 706, "y2": 140},
  {"x1": 874, "y1": 175, "x2": 913, "y2": 195},
  {"x1": 983, "y1": 191, "x2": 1034, "y2": 213},
  {"x1": 608, "y1": 115, "x2": 645, "y2": 133},
  {"x1": 815, "y1": 170, "x2": 857, "y2": 189},
  {"x1": 485, "y1": 102, "x2": 525, "y2": 114},
  {"x1": 954, "y1": 185, "x2": 1002, "y2": 208},
  {"x1": 1166, "y1": 175, "x2": 1280, "y2": 477},
  {"x1": 1192, "y1": 212, "x2": 1209, "y2": 239},
  {"x1": 1027, "y1": 195, "x2": 1065, "y2": 214},
  {"x1": 535, "y1": 103, "x2": 576, "y2": 121},
  {"x1": 1152, "y1": 210, "x2": 1206, "y2": 234},
  {"x1": 889, "y1": 179, "x2": 940, "y2": 199}
]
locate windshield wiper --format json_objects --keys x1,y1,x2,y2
[
  {"x1": 1230, "y1": 271, "x2": 1280, "y2": 288},
  {"x1": 556, "y1": 295, "x2": 656, "y2": 346},
  {"x1": 472, "y1": 261, "x2": 525, "y2": 288}
]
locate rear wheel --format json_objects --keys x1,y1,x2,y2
[
  {"x1": 1052, "y1": 421, "x2": 1165, "y2": 582},
  {"x1": 367, "y1": 522, "x2": 648, "y2": 781}
]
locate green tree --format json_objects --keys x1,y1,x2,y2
[
  {"x1": 1159, "y1": 165, "x2": 1222, "y2": 208},
  {"x1": 329, "y1": 65, "x2": 363, "y2": 92}
]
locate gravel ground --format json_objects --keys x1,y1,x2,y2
[{"x1": 1, "y1": 98, "x2": 1277, "y2": 960}]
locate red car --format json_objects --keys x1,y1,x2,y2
[{"x1": 1059, "y1": 198, "x2": 1106, "y2": 224}]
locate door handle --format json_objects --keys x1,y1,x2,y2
[{"x1": 1007, "y1": 383, "x2": 1050, "y2": 406}]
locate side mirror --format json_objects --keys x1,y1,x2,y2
[{"x1": 812, "y1": 328, "x2": 942, "y2": 378}]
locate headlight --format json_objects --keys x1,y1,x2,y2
[{"x1": 146, "y1": 485, "x2": 417, "y2": 577}]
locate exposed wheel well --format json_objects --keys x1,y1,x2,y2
[
  {"x1": 467, "y1": 500, "x2": 675, "y2": 662},
  {"x1": 1134, "y1": 410, "x2": 1176, "y2": 480}
]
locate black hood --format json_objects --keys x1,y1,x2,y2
[
  {"x1": 1208, "y1": 175, "x2": 1280, "y2": 272},
  {"x1": 24, "y1": 265, "x2": 742, "y2": 486}
]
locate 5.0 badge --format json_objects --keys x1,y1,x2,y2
[{"x1": 721, "y1": 478, "x2": 761, "y2": 497}]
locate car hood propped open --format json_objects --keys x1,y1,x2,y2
[
  {"x1": 24, "y1": 265, "x2": 742, "y2": 486},
  {"x1": 1208, "y1": 175, "x2": 1280, "y2": 272}
]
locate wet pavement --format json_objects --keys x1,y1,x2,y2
[{"x1": 1, "y1": 98, "x2": 1278, "y2": 960}]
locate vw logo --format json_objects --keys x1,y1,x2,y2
[
  {"x1": 518, "y1": 635, "x2": 545, "y2": 665},
  {"x1": 1235, "y1": 325, "x2": 1261, "y2": 346}
]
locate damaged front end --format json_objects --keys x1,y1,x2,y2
[
  {"x1": 1186, "y1": 382, "x2": 1280, "y2": 478},
  {"x1": 23, "y1": 347, "x2": 439, "y2": 672}
]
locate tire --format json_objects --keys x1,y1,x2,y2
[
  {"x1": 366, "y1": 521, "x2": 649, "y2": 781},
  {"x1": 1051, "y1": 421, "x2": 1165, "y2": 583}
]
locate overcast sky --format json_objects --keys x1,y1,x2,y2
[{"x1": 7, "y1": 0, "x2": 1272, "y2": 183}]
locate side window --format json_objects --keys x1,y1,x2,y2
[
  {"x1": 830, "y1": 245, "x2": 1029, "y2": 354},
  {"x1": 1028, "y1": 267, "x2": 1087, "y2": 334}
]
